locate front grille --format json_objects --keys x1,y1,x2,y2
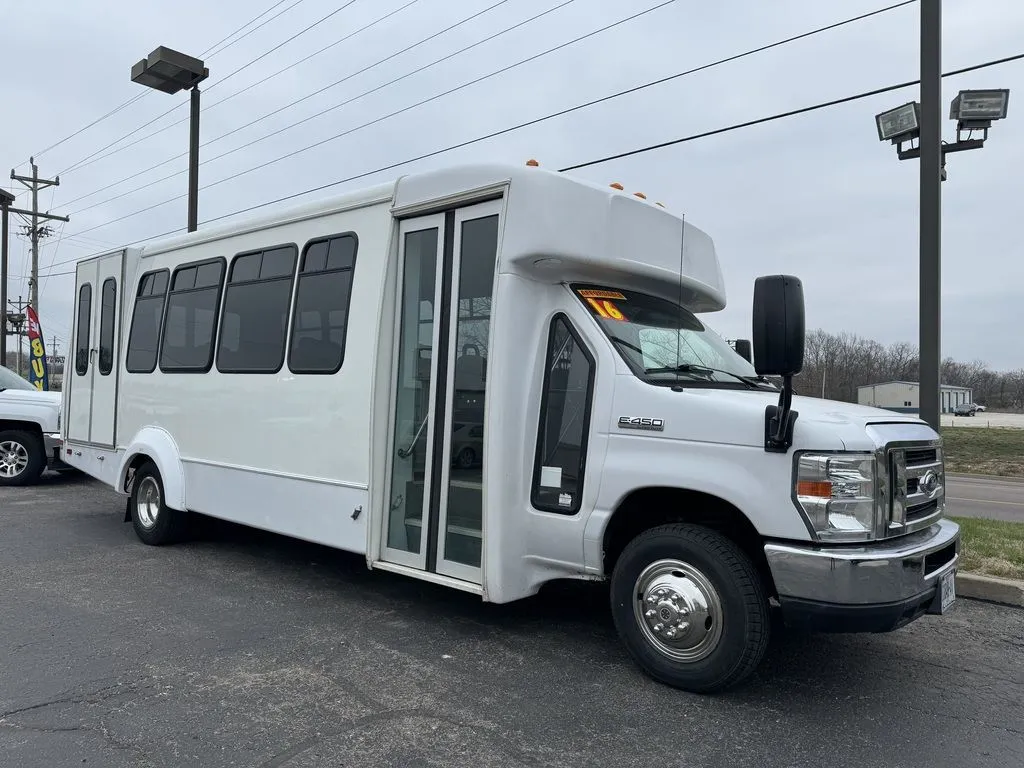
[
  {"x1": 887, "y1": 442, "x2": 945, "y2": 536},
  {"x1": 906, "y1": 447, "x2": 938, "y2": 465}
]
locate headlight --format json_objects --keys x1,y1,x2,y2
[{"x1": 795, "y1": 452, "x2": 880, "y2": 542}]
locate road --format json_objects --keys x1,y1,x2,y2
[
  {"x1": 1, "y1": 474, "x2": 1023, "y2": 768},
  {"x1": 947, "y1": 474, "x2": 1024, "y2": 523}
]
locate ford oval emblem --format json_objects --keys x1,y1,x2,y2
[{"x1": 919, "y1": 470, "x2": 939, "y2": 496}]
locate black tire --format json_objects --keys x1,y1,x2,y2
[
  {"x1": 0, "y1": 429, "x2": 47, "y2": 487},
  {"x1": 610, "y1": 523, "x2": 770, "y2": 693},
  {"x1": 129, "y1": 461, "x2": 188, "y2": 545}
]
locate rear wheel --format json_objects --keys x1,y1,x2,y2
[
  {"x1": 129, "y1": 462, "x2": 188, "y2": 545},
  {"x1": 0, "y1": 429, "x2": 46, "y2": 487},
  {"x1": 610, "y1": 523, "x2": 770, "y2": 693}
]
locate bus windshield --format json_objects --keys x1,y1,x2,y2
[{"x1": 572, "y1": 285, "x2": 774, "y2": 390}]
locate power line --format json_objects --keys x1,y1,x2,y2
[
  {"x1": 59, "y1": 0, "x2": 352, "y2": 176},
  {"x1": 61, "y1": 0, "x2": 510, "y2": 183},
  {"x1": 65, "y1": 0, "x2": 674, "y2": 236},
  {"x1": 66, "y1": 0, "x2": 574, "y2": 216},
  {"x1": 59, "y1": 0, "x2": 428, "y2": 210},
  {"x1": 27, "y1": 0, "x2": 304, "y2": 166},
  {"x1": 42, "y1": 50, "x2": 1024, "y2": 278},
  {"x1": 201, "y1": 0, "x2": 307, "y2": 59}
]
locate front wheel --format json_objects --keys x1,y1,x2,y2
[
  {"x1": 610, "y1": 524, "x2": 770, "y2": 693},
  {"x1": 0, "y1": 430, "x2": 46, "y2": 487}
]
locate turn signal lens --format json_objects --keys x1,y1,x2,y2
[{"x1": 797, "y1": 480, "x2": 832, "y2": 498}]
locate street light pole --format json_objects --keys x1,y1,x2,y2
[
  {"x1": 131, "y1": 46, "x2": 208, "y2": 233},
  {"x1": 919, "y1": 0, "x2": 942, "y2": 430},
  {"x1": 188, "y1": 86, "x2": 201, "y2": 233}
]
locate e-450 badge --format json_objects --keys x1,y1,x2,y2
[{"x1": 617, "y1": 416, "x2": 665, "y2": 432}]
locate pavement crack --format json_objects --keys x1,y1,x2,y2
[{"x1": 0, "y1": 677, "x2": 148, "y2": 719}]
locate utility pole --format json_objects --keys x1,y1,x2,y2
[
  {"x1": 10, "y1": 157, "x2": 70, "y2": 319},
  {"x1": 0, "y1": 188, "x2": 14, "y2": 368}
]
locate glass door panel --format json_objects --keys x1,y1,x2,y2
[
  {"x1": 384, "y1": 222, "x2": 442, "y2": 568},
  {"x1": 436, "y1": 203, "x2": 501, "y2": 581}
]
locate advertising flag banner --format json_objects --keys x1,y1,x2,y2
[{"x1": 26, "y1": 306, "x2": 49, "y2": 391}]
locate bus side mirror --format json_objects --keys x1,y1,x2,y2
[
  {"x1": 752, "y1": 275, "x2": 804, "y2": 377},
  {"x1": 733, "y1": 339, "x2": 752, "y2": 364},
  {"x1": 752, "y1": 275, "x2": 805, "y2": 453}
]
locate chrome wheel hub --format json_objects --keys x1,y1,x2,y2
[
  {"x1": 136, "y1": 476, "x2": 161, "y2": 529},
  {"x1": 633, "y1": 559, "x2": 724, "y2": 662},
  {"x1": 0, "y1": 440, "x2": 29, "y2": 478}
]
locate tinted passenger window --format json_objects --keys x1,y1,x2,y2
[
  {"x1": 99, "y1": 278, "x2": 117, "y2": 376},
  {"x1": 75, "y1": 283, "x2": 92, "y2": 376},
  {"x1": 531, "y1": 315, "x2": 595, "y2": 515},
  {"x1": 126, "y1": 270, "x2": 170, "y2": 373},
  {"x1": 160, "y1": 259, "x2": 224, "y2": 373},
  {"x1": 217, "y1": 246, "x2": 297, "y2": 373},
  {"x1": 288, "y1": 234, "x2": 357, "y2": 374}
]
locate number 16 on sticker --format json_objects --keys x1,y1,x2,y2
[{"x1": 586, "y1": 297, "x2": 625, "y2": 321}]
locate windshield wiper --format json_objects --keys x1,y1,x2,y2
[{"x1": 644, "y1": 363, "x2": 765, "y2": 390}]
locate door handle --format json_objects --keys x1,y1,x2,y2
[{"x1": 397, "y1": 416, "x2": 429, "y2": 458}]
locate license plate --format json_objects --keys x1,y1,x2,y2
[{"x1": 940, "y1": 570, "x2": 956, "y2": 612}]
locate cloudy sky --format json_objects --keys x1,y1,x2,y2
[{"x1": 3, "y1": 0, "x2": 1023, "y2": 371}]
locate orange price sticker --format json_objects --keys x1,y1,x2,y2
[{"x1": 586, "y1": 297, "x2": 626, "y2": 321}]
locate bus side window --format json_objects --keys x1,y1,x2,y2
[
  {"x1": 75, "y1": 283, "x2": 92, "y2": 376},
  {"x1": 531, "y1": 314, "x2": 596, "y2": 516}
]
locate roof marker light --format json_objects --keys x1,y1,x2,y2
[
  {"x1": 609, "y1": 182, "x2": 624, "y2": 190},
  {"x1": 633, "y1": 191, "x2": 647, "y2": 199},
  {"x1": 526, "y1": 158, "x2": 540, "y2": 167},
  {"x1": 655, "y1": 202, "x2": 665, "y2": 207}
]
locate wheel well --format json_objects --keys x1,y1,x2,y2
[
  {"x1": 123, "y1": 453, "x2": 155, "y2": 494},
  {"x1": 602, "y1": 487, "x2": 777, "y2": 598},
  {"x1": 0, "y1": 420, "x2": 44, "y2": 439}
]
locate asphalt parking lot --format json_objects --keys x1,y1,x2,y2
[{"x1": 2, "y1": 473, "x2": 1023, "y2": 768}]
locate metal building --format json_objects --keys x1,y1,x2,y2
[{"x1": 857, "y1": 381, "x2": 973, "y2": 414}]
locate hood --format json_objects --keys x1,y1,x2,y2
[
  {"x1": 616, "y1": 378, "x2": 931, "y2": 452},
  {"x1": 0, "y1": 389, "x2": 62, "y2": 407}
]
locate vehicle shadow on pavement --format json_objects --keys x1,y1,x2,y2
[{"x1": 180, "y1": 510, "x2": 933, "y2": 699}]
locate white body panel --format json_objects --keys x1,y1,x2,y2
[{"x1": 61, "y1": 162, "x2": 939, "y2": 608}]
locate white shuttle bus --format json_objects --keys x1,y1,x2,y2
[{"x1": 62, "y1": 162, "x2": 959, "y2": 692}]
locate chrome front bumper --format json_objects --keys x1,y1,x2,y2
[{"x1": 764, "y1": 518, "x2": 960, "y2": 632}]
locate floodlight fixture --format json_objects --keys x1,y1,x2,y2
[
  {"x1": 876, "y1": 101, "x2": 920, "y2": 143},
  {"x1": 949, "y1": 89, "x2": 1009, "y2": 123}
]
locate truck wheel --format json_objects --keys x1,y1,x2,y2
[
  {"x1": 129, "y1": 461, "x2": 188, "y2": 545},
  {"x1": 610, "y1": 524, "x2": 770, "y2": 693},
  {"x1": 0, "y1": 429, "x2": 46, "y2": 487}
]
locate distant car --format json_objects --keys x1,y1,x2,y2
[
  {"x1": 953, "y1": 402, "x2": 976, "y2": 417},
  {"x1": 973, "y1": 403, "x2": 986, "y2": 412},
  {"x1": 0, "y1": 364, "x2": 66, "y2": 485}
]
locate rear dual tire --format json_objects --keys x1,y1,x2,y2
[{"x1": 610, "y1": 524, "x2": 770, "y2": 694}]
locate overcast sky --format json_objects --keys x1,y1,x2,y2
[{"x1": 3, "y1": 0, "x2": 1023, "y2": 371}]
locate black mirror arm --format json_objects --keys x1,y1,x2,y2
[{"x1": 764, "y1": 373, "x2": 798, "y2": 453}]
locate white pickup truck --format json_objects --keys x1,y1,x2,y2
[{"x1": 0, "y1": 364, "x2": 66, "y2": 486}]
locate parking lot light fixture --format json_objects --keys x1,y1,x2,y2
[{"x1": 130, "y1": 46, "x2": 209, "y2": 232}]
